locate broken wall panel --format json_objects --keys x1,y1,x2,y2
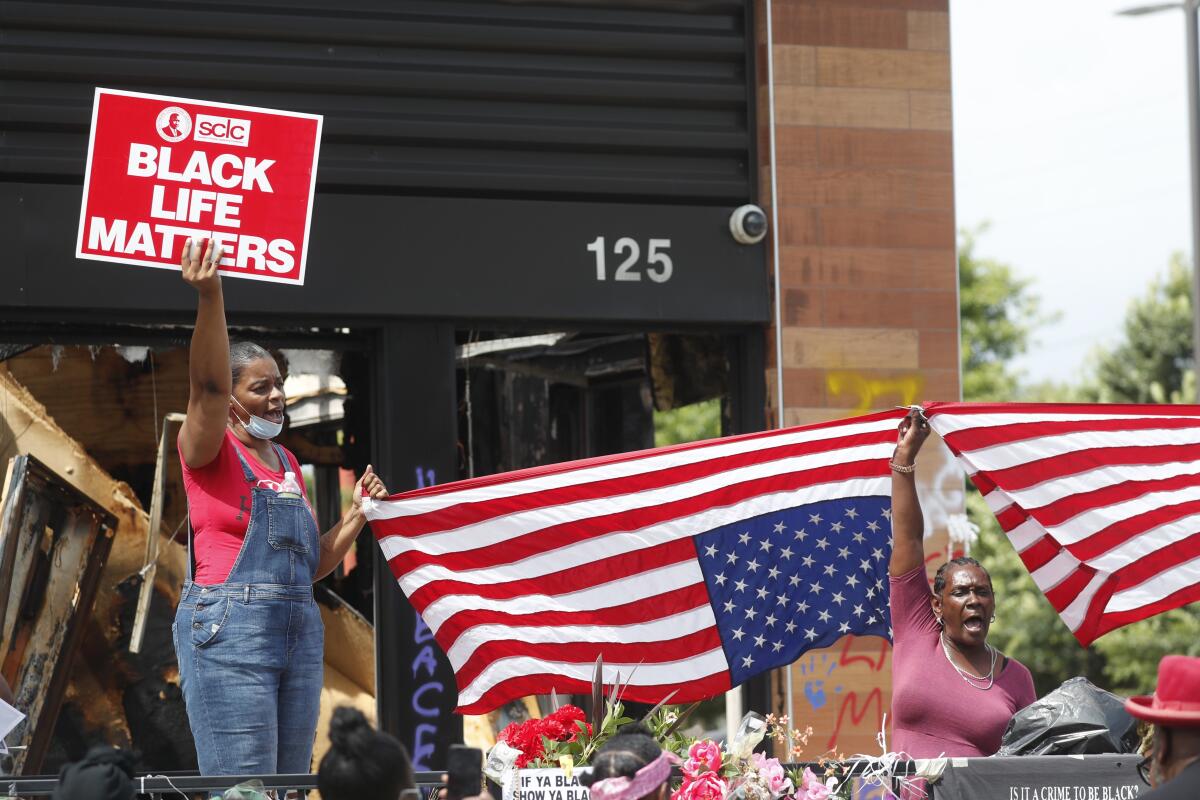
[{"x1": 0, "y1": 455, "x2": 117, "y2": 774}]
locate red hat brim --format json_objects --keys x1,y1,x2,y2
[{"x1": 1125, "y1": 695, "x2": 1200, "y2": 726}]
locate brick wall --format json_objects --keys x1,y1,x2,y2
[{"x1": 756, "y1": 0, "x2": 962, "y2": 756}]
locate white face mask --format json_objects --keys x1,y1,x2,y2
[{"x1": 230, "y1": 395, "x2": 283, "y2": 440}]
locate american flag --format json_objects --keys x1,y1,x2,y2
[
  {"x1": 924, "y1": 401, "x2": 1200, "y2": 647},
  {"x1": 362, "y1": 410, "x2": 903, "y2": 713}
]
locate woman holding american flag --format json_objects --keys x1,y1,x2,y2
[{"x1": 887, "y1": 409, "x2": 1036, "y2": 757}]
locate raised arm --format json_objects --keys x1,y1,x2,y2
[
  {"x1": 889, "y1": 409, "x2": 930, "y2": 577},
  {"x1": 178, "y1": 239, "x2": 231, "y2": 469}
]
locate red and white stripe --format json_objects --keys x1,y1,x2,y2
[
  {"x1": 924, "y1": 402, "x2": 1200, "y2": 646},
  {"x1": 362, "y1": 408, "x2": 905, "y2": 713}
]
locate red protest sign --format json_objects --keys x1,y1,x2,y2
[{"x1": 76, "y1": 88, "x2": 322, "y2": 286}]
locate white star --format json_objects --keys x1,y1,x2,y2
[
  {"x1": 818, "y1": 609, "x2": 831, "y2": 623},
  {"x1": 746, "y1": 559, "x2": 760, "y2": 573},
  {"x1": 760, "y1": 539, "x2": 774, "y2": 553},
  {"x1": 773, "y1": 521, "x2": 786, "y2": 534},
  {"x1": 824, "y1": 564, "x2": 837, "y2": 577},
  {"x1": 876, "y1": 579, "x2": 885, "y2": 590},
  {"x1": 831, "y1": 521, "x2": 844, "y2": 534},
  {"x1": 853, "y1": 604, "x2": 865, "y2": 617},
  {"x1": 845, "y1": 508, "x2": 859, "y2": 520},
  {"x1": 882, "y1": 508, "x2": 892, "y2": 521},
  {"x1": 704, "y1": 543, "x2": 718, "y2": 558},
  {"x1": 756, "y1": 587, "x2": 769, "y2": 600},
  {"x1": 743, "y1": 654, "x2": 754, "y2": 668},
  {"x1": 780, "y1": 546, "x2": 794, "y2": 560},
  {"x1": 867, "y1": 614, "x2": 878, "y2": 624},
  {"x1": 846, "y1": 574, "x2": 860, "y2": 589},
  {"x1": 714, "y1": 572, "x2": 727, "y2": 585},
  {"x1": 794, "y1": 529, "x2": 808, "y2": 541},
  {"x1": 796, "y1": 599, "x2": 810, "y2": 613},
  {"x1": 809, "y1": 581, "x2": 823, "y2": 595},
  {"x1": 809, "y1": 513, "x2": 823, "y2": 525},
  {"x1": 816, "y1": 537, "x2": 830, "y2": 550},
  {"x1": 788, "y1": 574, "x2": 801, "y2": 587},
  {"x1": 785, "y1": 620, "x2": 797, "y2": 633},
  {"x1": 853, "y1": 532, "x2": 866, "y2": 544},
  {"x1": 734, "y1": 579, "x2": 748, "y2": 593},
  {"x1": 776, "y1": 593, "x2": 790, "y2": 606},
  {"x1": 839, "y1": 621, "x2": 851, "y2": 634},
  {"x1": 732, "y1": 627, "x2": 746, "y2": 640},
  {"x1": 860, "y1": 559, "x2": 873, "y2": 573},
  {"x1": 724, "y1": 600, "x2": 736, "y2": 613},
  {"x1": 866, "y1": 520, "x2": 880, "y2": 533},
  {"x1": 746, "y1": 607, "x2": 758, "y2": 620},
  {"x1": 805, "y1": 628, "x2": 818, "y2": 641},
  {"x1": 727, "y1": 552, "x2": 740, "y2": 565},
  {"x1": 838, "y1": 547, "x2": 851, "y2": 560},
  {"x1": 739, "y1": 532, "x2": 752, "y2": 545},
  {"x1": 765, "y1": 613, "x2": 777, "y2": 627},
  {"x1": 831, "y1": 592, "x2": 846, "y2": 606},
  {"x1": 802, "y1": 555, "x2": 816, "y2": 568},
  {"x1": 767, "y1": 566, "x2": 781, "y2": 580},
  {"x1": 872, "y1": 548, "x2": 885, "y2": 561},
  {"x1": 754, "y1": 634, "x2": 766, "y2": 648},
  {"x1": 772, "y1": 640, "x2": 785, "y2": 653},
  {"x1": 866, "y1": 587, "x2": 877, "y2": 599}
]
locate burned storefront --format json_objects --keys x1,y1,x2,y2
[{"x1": 0, "y1": 0, "x2": 768, "y2": 777}]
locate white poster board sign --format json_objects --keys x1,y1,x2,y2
[
  {"x1": 0, "y1": 699, "x2": 24, "y2": 755},
  {"x1": 504, "y1": 767, "x2": 593, "y2": 800}
]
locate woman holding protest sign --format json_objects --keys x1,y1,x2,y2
[
  {"x1": 173, "y1": 237, "x2": 389, "y2": 778},
  {"x1": 888, "y1": 408, "x2": 1035, "y2": 757}
]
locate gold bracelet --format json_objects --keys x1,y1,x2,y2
[{"x1": 889, "y1": 460, "x2": 916, "y2": 474}]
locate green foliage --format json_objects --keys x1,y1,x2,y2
[
  {"x1": 655, "y1": 398, "x2": 721, "y2": 447},
  {"x1": 1093, "y1": 610, "x2": 1200, "y2": 695},
  {"x1": 958, "y1": 225, "x2": 1056, "y2": 401},
  {"x1": 1083, "y1": 253, "x2": 1196, "y2": 404}
]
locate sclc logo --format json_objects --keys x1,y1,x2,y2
[
  {"x1": 194, "y1": 113, "x2": 251, "y2": 147},
  {"x1": 155, "y1": 106, "x2": 191, "y2": 142}
]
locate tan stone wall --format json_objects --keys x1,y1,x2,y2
[{"x1": 755, "y1": 0, "x2": 962, "y2": 757}]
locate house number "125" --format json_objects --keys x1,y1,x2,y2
[{"x1": 586, "y1": 236, "x2": 673, "y2": 282}]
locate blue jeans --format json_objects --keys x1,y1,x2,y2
[{"x1": 174, "y1": 583, "x2": 324, "y2": 775}]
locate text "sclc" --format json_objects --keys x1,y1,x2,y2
[{"x1": 194, "y1": 114, "x2": 251, "y2": 147}]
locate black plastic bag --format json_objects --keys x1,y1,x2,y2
[{"x1": 997, "y1": 676, "x2": 1139, "y2": 756}]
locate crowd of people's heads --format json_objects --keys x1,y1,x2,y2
[
  {"x1": 43, "y1": 705, "x2": 418, "y2": 800},
  {"x1": 318, "y1": 706, "x2": 416, "y2": 800},
  {"x1": 50, "y1": 746, "x2": 136, "y2": 800},
  {"x1": 579, "y1": 723, "x2": 671, "y2": 800}
]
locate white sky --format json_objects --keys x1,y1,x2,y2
[{"x1": 951, "y1": 0, "x2": 1193, "y2": 385}]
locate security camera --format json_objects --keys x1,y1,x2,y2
[{"x1": 729, "y1": 204, "x2": 768, "y2": 245}]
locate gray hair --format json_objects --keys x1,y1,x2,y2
[{"x1": 229, "y1": 341, "x2": 275, "y2": 385}]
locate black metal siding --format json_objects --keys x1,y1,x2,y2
[{"x1": 0, "y1": 0, "x2": 754, "y2": 202}]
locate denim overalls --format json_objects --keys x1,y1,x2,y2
[{"x1": 173, "y1": 442, "x2": 324, "y2": 777}]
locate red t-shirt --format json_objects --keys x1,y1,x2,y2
[{"x1": 180, "y1": 428, "x2": 311, "y2": 585}]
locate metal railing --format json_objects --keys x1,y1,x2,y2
[{"x1": 1, "y1": 770, "x2": 451, "y2": 798}]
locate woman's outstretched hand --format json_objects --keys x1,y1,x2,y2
[
  {"x1": 180, "y1": 238, "x2": 223, "y2": 296},
  {"x1": 895, "y1": 407, "x2": 930, "y2": 466},
  {"x1": 352, "y1": 464, "x2": 389, "y2": 510}
]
